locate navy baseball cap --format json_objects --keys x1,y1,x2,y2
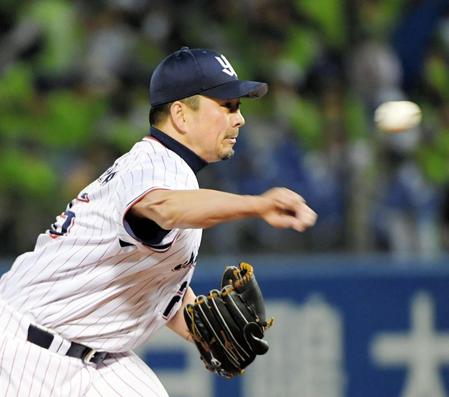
[{"x1": 149, "y1": 47, "x2": 268, "y2": 106}]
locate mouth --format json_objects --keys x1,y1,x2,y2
[{"x1": 225, "y1": 135, "x2": 238, "y2": 144}]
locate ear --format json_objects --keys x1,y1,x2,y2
[{"x1": 170, "y1": 101, "x2": 189, "y2": 133}]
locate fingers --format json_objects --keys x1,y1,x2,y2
[
  {"x1": 290, "y1": 200, "x2": 317, "y2": 232},
  {"x1": 263, "y1": 187, "x2": 318, "y2": 232}
]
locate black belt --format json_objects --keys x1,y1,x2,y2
[{"x1": 27, "y1": 324, "x2": 109, "y2": 365}]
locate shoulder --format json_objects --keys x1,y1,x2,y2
[
  {"x1": 139, "y1": 137, "x2": 197, "y2": 176},
  {"x1": 118, "y1": 138, "x2": 177, "y2": 171},
  {"x1": 120, "y1": 139, "x2": 198, "y2": 187},
  {"x1": 133, "y1": 137, "x2": 185, "y2": 164}
]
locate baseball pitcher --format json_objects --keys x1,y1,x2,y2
[{"x1": 0, "y1": 47, "x2": 317, "y2": 396}]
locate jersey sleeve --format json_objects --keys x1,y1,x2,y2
[{"x1": 114, "y1": 148, "x2": 194, "y2": 249}]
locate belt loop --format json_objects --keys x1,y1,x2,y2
[
  {"x1": 48, "y1": 333, "x2": 71, "y2": 355},
  {"x1": 27, "y1": 324, "x2": 109, "y2": 365}
]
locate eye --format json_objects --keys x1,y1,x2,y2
[{"x1": 222, "y1": 101, "x2": 241, "y2": 113}]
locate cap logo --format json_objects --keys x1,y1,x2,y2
[{"x1": 215, "y1": 55, "x2": 237, "y2": 78}]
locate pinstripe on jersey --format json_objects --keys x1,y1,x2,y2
[{"x1": 0, "y1": 130, "x2": 205, "y2": 353}]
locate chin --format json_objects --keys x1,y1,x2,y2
[{"x1": 220, "y1": 150, "x2": 235, "y2": 161}]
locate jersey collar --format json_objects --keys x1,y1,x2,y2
[{"x1": 148, "y1": 127, "x2": 208, "y2": 174}]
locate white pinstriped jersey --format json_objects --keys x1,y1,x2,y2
[{"x1": 0, "y1": 129, "x2": 206, "y2": 352}]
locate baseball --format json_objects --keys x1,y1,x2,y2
[{"x1": 374, "y1": 101, "x2": 422, "y2": 133}]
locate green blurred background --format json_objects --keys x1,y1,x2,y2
[{"x1": 1, "y1": 0, "x2": 449, "y2": 260}]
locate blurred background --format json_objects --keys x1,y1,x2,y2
[{"x1": 1, "y1": 0, "x2": 449, "y2": 396}]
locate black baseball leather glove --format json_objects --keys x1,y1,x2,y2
[{"x1": 184, "y1": 262, "x2": 273, "y2": 378}]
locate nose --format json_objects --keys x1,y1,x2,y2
[{"x1": 232, "y1": 110, "x2": 245, "y2": 128}]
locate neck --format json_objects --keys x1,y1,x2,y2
[
  {"x1": 154, "y1": 121, "x2": 206, "y2": 159},
  {"x1": 153, "y1": 122, "x2": 189, "y2": 147},
  {"x1": 149, "y1": 126, "x2": 208, "y2": 173}
]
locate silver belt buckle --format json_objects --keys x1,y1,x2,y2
[{"x1": 83, "y1": 349, "x2": 97, "y2": 364}]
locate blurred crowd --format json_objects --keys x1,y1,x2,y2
[{"x1": 1, "y1": 0, "x2": 449, "y2": 259}]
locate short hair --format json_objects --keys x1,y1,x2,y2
[{"x1": 149, "y1": 95, "x2": 201, "y2": 126}]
